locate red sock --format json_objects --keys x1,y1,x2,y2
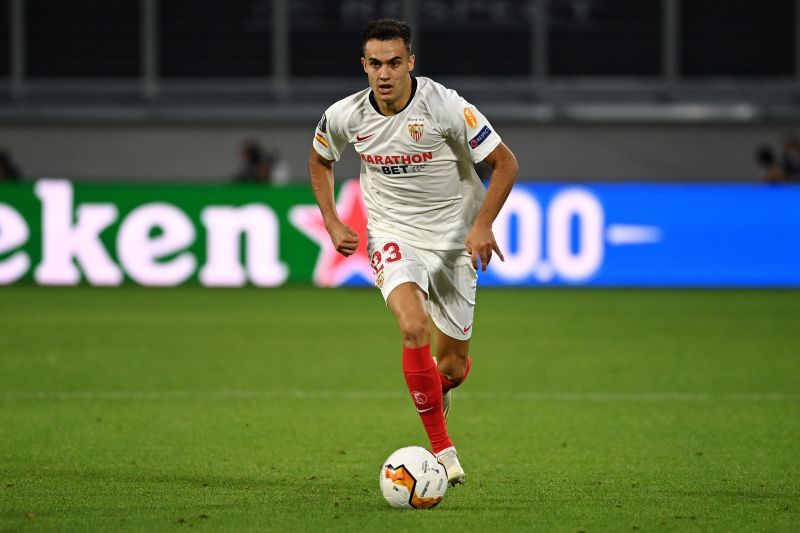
[
  {"x1": 439, "y1": 356, "x2": 472, "y2": 394},
  {"x1": 402, "y1": 345, "x2": 452, "y2": 453}
]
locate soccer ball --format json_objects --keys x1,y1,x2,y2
[{"x1": 379, "y1": 446, "x2": 448, "y2": 509}]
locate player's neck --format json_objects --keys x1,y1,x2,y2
[
  {"x1": 371, "y1": 77, "x2": 417, "y2": 116},
  {"x1": 380, "y1": 87, "x2": 411, "y2": 116}
]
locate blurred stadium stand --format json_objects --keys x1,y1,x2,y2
[{"x1": 1, "y1": 0, "x2": 799, "y2": 182}]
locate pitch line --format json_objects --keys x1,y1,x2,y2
[{"x1": 0, "y1": 390, "x2": 798, "y2": 402}]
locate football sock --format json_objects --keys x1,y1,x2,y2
[
  {"x1": 402, "y1": 344, "x2": 453, "y2": 454},
  {"x1": 439, "y1": 356, "x2": 472, "y2": 394}
]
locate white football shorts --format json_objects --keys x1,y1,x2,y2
[{"x1": 369, "y1": 239, "x2": 478, "y2": 341}]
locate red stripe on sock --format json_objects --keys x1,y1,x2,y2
[{"x1": 402, "y1": 345, "x2": 452, "y2": 453}]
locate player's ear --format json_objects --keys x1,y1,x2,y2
[
  {"x1": 408, "y1": 54, "x2": 415, "y2": 72},
  {"x1": 361, "y1": 57, "x2": 368, "y2": 73}
]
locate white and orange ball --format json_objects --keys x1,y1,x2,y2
[{"x1": 379, "y1": 446, "x2": 448, "y2": 509}]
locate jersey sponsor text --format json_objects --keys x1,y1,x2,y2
[{"x1": 360, "y1": 152, "x2": 433, "y2": 165}]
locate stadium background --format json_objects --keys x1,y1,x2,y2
[
  {"x1": 0, "y1": 0, "x2": 799, "y2": 183},
  {"x1": 1, "y1": 2, "x2": 799, "y2": 531}
]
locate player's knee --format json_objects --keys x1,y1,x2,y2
[{"x1": 398, "y1": 315, "x2": 430, "y2": 347}]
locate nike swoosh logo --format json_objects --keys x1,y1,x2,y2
[
  {"x1": 355, "y1": 133, "x2": 374, "y2": 142},
  {"x1": 417, "y1": 406, "x2": 435, "y2": 413},
  {"x1": 463, "y1": 324, "x2": 473, "y2": 333}
]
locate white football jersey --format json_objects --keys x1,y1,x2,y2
[{"x1": 313, "y1": 76, "x2": 502, "y2": 251}]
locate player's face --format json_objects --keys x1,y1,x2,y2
[{"x1": 361, "y1": 38, "x2": 415, "y2": 114}]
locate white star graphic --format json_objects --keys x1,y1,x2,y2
[{"x1": 288, "y1": 179, "x2": 373, "y2": 287}]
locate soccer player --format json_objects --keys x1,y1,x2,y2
[{"x1": 308, "y1": 19, "x2": 518, "y2": 485}]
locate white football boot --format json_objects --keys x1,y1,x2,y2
[{"x1": 436, "y1": 447, "x2": 466, "y2": 486}]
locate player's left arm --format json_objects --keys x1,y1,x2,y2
[{"x1": 466, "y1": 142, "x2": 518, "y2": 272}]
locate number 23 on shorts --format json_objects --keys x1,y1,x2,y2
[{"x1": 371, "y1": 242, "x2": 403, "y2": 287}]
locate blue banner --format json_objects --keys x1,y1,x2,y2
[{"x1": 474, "y1": 183, "x2": 800, "y2": 287}]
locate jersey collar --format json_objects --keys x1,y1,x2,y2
[{"x1": 368, "y1": 77, "x2": 418, "y2": 116}]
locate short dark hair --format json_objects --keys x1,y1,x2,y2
[{"x1": 361, "y1": 19, "x2": 412, "y2": 56}]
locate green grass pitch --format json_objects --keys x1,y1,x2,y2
[{"x1": 1, "y1": 286, "x2": 799, "y2": 531}]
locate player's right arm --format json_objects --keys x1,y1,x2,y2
[{"x1": 307, "y1": 149, "x2": 359, "y2": 256}]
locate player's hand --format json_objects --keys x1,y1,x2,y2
[
  {"x1": 327, "y1": 221, "x2": 360, "y2": 257},
  {"x1": 465, "y1": 222, "x2": 504, "y2": 272}
]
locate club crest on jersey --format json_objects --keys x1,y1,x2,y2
[{"x1": 407, "y1": 120, "x2": 424, "y2": 142}]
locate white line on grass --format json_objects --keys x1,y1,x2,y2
[{"x1": 0, "y1": 390, "x2": 798, "y2": 402}]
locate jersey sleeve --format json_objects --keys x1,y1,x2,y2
[
  {"x1": 312, "y1": 105, "x2": 349, "y2": 162},
  {"x1": 460, "y1": 103, "x2": 501, "y2": 163},
  {"x1": 435, "y1": 86, "x2": 502, "y2": 164}
]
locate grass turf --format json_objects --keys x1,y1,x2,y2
[{"x1": 0, "y1": 286, "x2": 798, "y2": 531}]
